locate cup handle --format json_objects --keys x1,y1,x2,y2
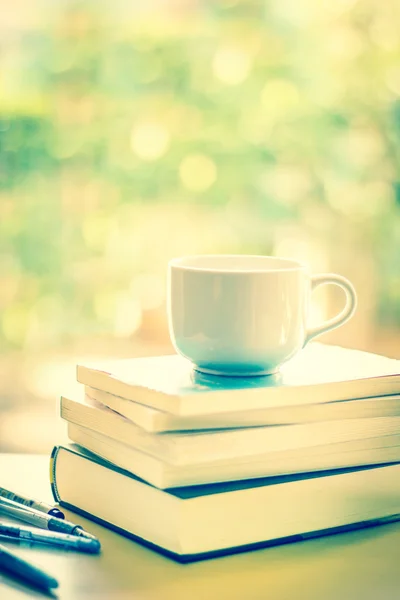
[{"x1": 304, "y1": 274, "x2": 357, "y2": 346}]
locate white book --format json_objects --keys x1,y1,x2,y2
[
  {"x1": 50, "y1": 446, "x2": 400, "y2": 560},
  {"x1": 60, "y1": 395, "x2": 400, "y2": 465},
  {"x1": 86, "y1": 386, "x2": 400, "y2": 433},
  {"x1": 68, "y1": 421, "x2": 400, "y2": 489},
  {"x1": 76, "y1": 344, "x2": 400, "y2": 417}
]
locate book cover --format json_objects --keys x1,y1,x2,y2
[
  {"x1": 68, "y1": 421, "x2": 400, "y2": 489},
  {"x1": 50, "y1": 445, "x2": 400, "y2": 562},
  {"x1": 60, "y1": 395, "x2": 400, "y2": 465},
  {"x1": 85, "y1": 385, "x2": 400, "y2": 433},
  {"x1": 76, "y1": 344, "x2": 400, "y2": 416}
]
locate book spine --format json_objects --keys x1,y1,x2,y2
[{"x1": 49, "y1": 446, "x2": 61, "y2": 503}]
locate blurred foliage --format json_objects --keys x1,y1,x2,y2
[{"x1": 0, "y1": 0, "x2": 400, "y2": 350}]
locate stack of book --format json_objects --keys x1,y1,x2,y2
[{"x1": 51, "y1": 343, "x2": 400, "y2": 561}]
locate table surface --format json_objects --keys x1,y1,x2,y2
[{"x1": 1, "y1": 454, "x2": 400, "y2": 600}]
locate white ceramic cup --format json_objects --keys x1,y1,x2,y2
[{"x1": 168, "y1": 255, "x2": 357, "y2": 376}]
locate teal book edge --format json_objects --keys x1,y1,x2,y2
[{"x1": 49, "y1": 446, "x2": 400, "y2": 563}]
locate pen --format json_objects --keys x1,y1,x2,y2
[
  {"x1": 0, "y1": 522, "x2": 100, "y2": 554},
  {"x1": 0, "y1": 497, "x2": 99, "y2": 543},
  {"x1": 0, "y1": 542, "x2": 59, "y2": 591},
  {"x1": 0, "y1": 486, "x2": 65, "y2": 519}
]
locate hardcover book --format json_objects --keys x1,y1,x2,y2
[{"x1": 50, "y1": 446, "x2": 400, "y2": 561}]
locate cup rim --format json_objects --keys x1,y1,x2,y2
[{"x1": 169, "y1": 254, "x2": 309, "y2": 273}]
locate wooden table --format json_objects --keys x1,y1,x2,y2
[{"x1": 1, "y1": 454, "x2": 400, "y2": 600}]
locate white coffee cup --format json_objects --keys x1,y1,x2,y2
[{"x1": 168, "y1": 255, "x2": 357, "y2": 376}]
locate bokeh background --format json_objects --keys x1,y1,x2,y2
[{"x1": 1, "y1": 0, "x2": 399, "y2": 453}]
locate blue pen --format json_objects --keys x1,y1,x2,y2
[
  {"x1": 0, "y1": 521, "x2": 101, "y2": 554},
  {"x1": 0, "y1": 542, "x2": 59, "y2": 591}
]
